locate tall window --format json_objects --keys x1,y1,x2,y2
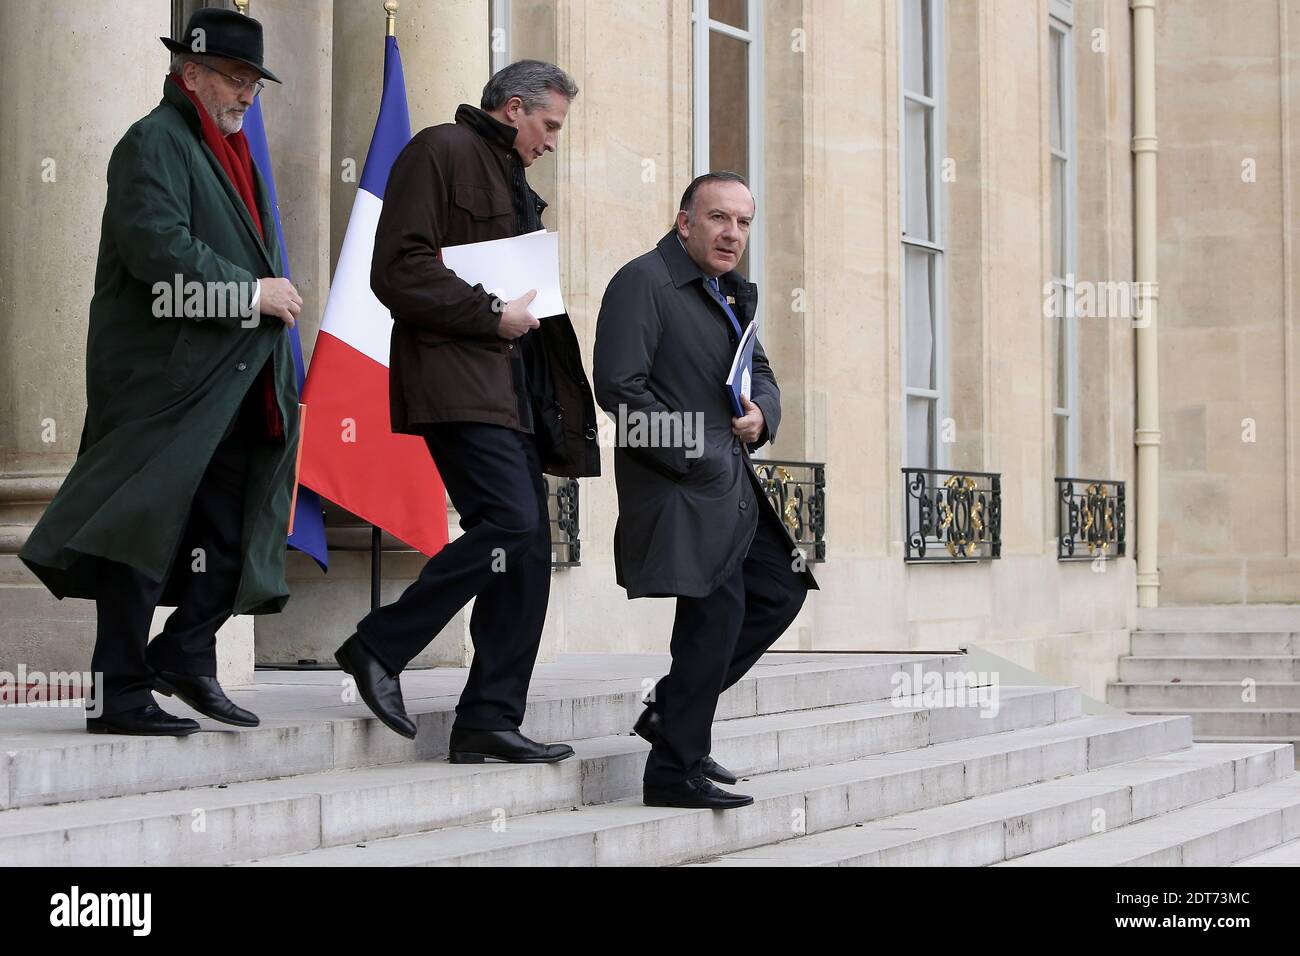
[
  {"x1": 1049, "y1": 0, "x2": 1078, "y2": 476},
  {"x1": 692, "y1": 0, "x2": 764, "y2": 304},
  {"x1": 901, "y1": 0, "x2": 946, "y2": 469},
  {"x1": 171, "y1": 0, "x2": 207, "y2": 43}
]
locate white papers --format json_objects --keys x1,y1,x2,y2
[{"x1": 440, "y1": 229, "x2": 566, "y2": 318}]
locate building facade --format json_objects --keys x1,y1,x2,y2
[{"x1": 1, "y1": 0, "x2": 1291, "y2": 702}]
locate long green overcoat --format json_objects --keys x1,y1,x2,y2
[{"x1": 20, "y1": 79, "x2": 300, "y2": 615}]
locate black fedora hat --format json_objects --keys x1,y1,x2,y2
[{"x1": 161, "y1": 8, "x2": 281, "y2": 84}]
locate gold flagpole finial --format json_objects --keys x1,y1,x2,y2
[
  {"x1": 385, "y1": 1, "x2": 399, "y2": 37},
  {"x1": 234, "y1": 0, "x2": 250, "y2": 15}
]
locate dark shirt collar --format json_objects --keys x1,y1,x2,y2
[{"x1": 455, "y1": 103, "x2": 519, "y2": 153}]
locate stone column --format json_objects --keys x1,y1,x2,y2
[{"x1": 329, "y1": 0, "x2": 489, "y2": 284}]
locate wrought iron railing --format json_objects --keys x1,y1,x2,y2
[
  {"x1": 902, "y1": 467, "x2": 1002, "y2": 562},
  {"x1": 1056, "y1": 477, "x2": 1125, "y2": 561},
  {"x1": 546, "y1": 476, "x2": 581, "y2": 568},
  {"x1": 753, "y1": 460, "x2": 826, "y2": 562}
]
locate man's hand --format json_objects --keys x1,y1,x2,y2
[
  {"x1": 258, "y1": 277, "x2": 302, "y2": 328},
  {"x1": 497, "y1": 289, "x2": 541, "y2": 340},
  {"x1": 732, "y1": 394, "x2": 765, "y2": 444}
]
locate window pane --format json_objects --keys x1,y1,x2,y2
[
  {"x1": 1055, "y1": 312, "x2": 1069, "y2": 409},
  {"x1": 1055, "y1": 412, "x2": 1070, "y2": 476},
  {"x1": 905, "y1": 247, "x2": 936, "y2": 390},
  {"x1": 904, "y1": 99, "x2": 932, "y2": 240},
  {"x1": 708, "y1": 27, "x2": 750, "y2": 275},
  {"x1": 1051, "y1": 155, "x2": 1065, "y2": 280},
  {"x1": 1050, "y1": 29, "x2": 1063, "y2": 152},
  {"x1": 709, "y1": 0, "x2": 747, "y2": 30},
  {"x1": 903, "y1": 0, "x2": 930, "y2": 96},
  {"x1": 709, "y1": 30, "x2": 749, "y2": 180},
  {"x1": 908, "y1": 396, "x2": 936, "y2": 469}
]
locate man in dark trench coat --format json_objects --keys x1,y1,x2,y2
[
  {"x1": 593, "y1": 172, "x2": 818, "y2": 809},
  {"x1": 20, "y1": 10, "x2": 302, "y2": 736}
]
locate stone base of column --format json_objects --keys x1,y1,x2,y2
[
  {"x1": 0, "y1": 554, "x2": 255, "y2": 688},
  {"x1": 253, "y1": 548, "x2": 471, "y2": 669}
]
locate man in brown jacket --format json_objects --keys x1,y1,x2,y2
[{"x1": 333, "y1": 61, "x2": 600, "y2": 761}]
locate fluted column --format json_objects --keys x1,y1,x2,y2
[{"x1": 0, "y1": 2, "x2": 172, "y2": 673}]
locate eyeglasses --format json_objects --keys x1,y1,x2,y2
[{"x1": 197, "y1": 62, "x2": 265, "y2": 98}]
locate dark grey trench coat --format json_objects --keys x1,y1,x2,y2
[{"x1": 593, "y1": 230, "x2": 819, "y2": 599}]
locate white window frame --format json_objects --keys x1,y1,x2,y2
[
  {"x1": 1049, "y1": 0, "x2": 1079, "y2": 476},
  {"x1": 691, "y1": 0, "x2": 765, "y2": 322},
  {"x1": 900, "y1": 0, "x2": 947, "y2": 469},
  {"x1": 490, "y1": 0, "x2": 511, "y2": 75}
]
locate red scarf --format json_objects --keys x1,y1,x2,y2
[
  {"x1": 169, "y1": 72, "x2": 282, "y2": 441},
  {"x1": 169, "y1": 72, "x2": 264, "y2": 239}
]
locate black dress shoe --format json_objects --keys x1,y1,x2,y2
[
  {"x1": 153, "y1": 670, "x2": 260, "y2": 727},
  {"x1": 633, "y1": 706, "x2": 739, "y2": 785},
  {"x1": 86, "y1": 702, "x2": 200, "y2": 737},
  {"x1": 334, "y1": 634, "x2": 417, "y2": 740},
  {"x1": 448, "y1": 727, "x2": 574, "y2": 764},
  {"x1": 644, "y1": 776, "x2": 754, "y2": 810}
]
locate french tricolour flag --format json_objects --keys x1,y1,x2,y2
[
  {"x1": 244, "y1": 86, "x2": 328, "y2": 570},
  {"x1": 300, "y1": 36, "x2": 449, "y2": 557}
]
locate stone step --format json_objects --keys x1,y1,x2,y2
[
  {"x1": 1196, "y1": 736, "x2": 1300, "y2": 770},
  {"x1": 1123, "y1": 707, "x2": 1300, "y2": 737},
  {"x1": 1131, "y1": 632, "x2": 1299, "y2": 656},
  {"x1": 237, "y1": 714, "x2": 1201, "y2": 868},
  {"x1": 1108, "y1": 681, "x2": 1300, "y2": 709},
  {"x1": 1232, "y1": 838, "x2": 1300, "y2": 865},
  {"x1": 0, "y1": 684, "x2": 1091, "y2": 866},
  {"x1": 693, "y1": 744, "x2": 1294, "y2": 868},
  {"x1": 1137, "y1": 607, "x2": 1300, "y2": 633},
  {"x1": 995, "y1": 773, "x2": 1300, "y2": 866},
  {"x1": 0, "y1": 652, "x2": 966, "y2": 810},
  {"x1": 1119, "y1": 656, "x2": 1300, "y2": 682}
]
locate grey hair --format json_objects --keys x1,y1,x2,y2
[
  {"x1": 481, "y1": 59, "x2": 578, "y2": 112},
  {"x1": 170, "y1": 51, "x2": 210, "y2": 74}
]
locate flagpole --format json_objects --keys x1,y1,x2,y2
[
  {"x1": 371, "y1": 526, "x2": 382, "y2": 610},
  {"x1": 368, "y1": 0, "x2": 400, "y2": 612}
]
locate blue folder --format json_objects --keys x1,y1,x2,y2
[{"x1": 725, "y1": 320, "x2": 759, "y2": 417}]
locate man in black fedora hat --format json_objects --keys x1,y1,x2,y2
[{"x1": 21, "y1": 8, "x2": 303, "y2": 736}]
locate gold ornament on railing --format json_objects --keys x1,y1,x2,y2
[
  {"x1": 1082, "y1": 482, "x2": 1113, "y2": 555},
  {"x1": 938, "y1": 474, "x2": 982, "y2": 557}
]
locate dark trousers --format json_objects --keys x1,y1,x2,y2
[
  {"x1": 642, "y1": 506, "x2": 809, "y2": 787},
  {"x1": 91, "y1": 433, "x2": 252, "y2": 716},
  {"x1": 355, "y1": 423, "x2": 551, "y2": 732}
]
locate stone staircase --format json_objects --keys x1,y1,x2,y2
[
  {"x1": 1, "y1": 652, "x2": 1297, "y2": 867},
  {"x1": 1108, "y1": 617, "x2": 1300, "y2": 770}
]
